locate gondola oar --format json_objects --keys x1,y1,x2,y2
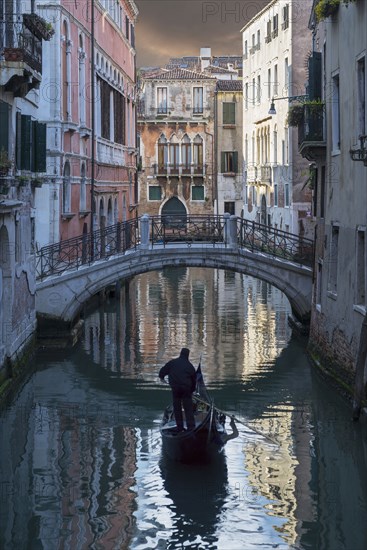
[{"x1": 192, "y1": 394, "x2": 279, "y2": 446}]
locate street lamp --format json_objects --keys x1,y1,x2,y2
[{"x1": 268, "y1": 95, "x2": 309, "y2": 115}]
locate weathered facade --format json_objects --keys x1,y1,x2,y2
[
  {"x1": 0, "y1": 1, "x2": 50, "y2": 377},
  {"x1": 216, "y1": 80, "x2": 244, "y2": 216},
  {"x1": 35, "y1": 0, "x2": 138, "y2": 248},
  {"x1": 241, "y1": 0, "x2": 314, "y2": 237},
  {"x1": 138, "y1": 68, "x2": 216, "y2": 218},
  {"x1": 302, "y1": 0, "x2": 367, "y2": 392}
]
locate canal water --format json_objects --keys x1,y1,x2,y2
[{"x1": 1, "y1": 267, "x2": 367, "y2": 550}]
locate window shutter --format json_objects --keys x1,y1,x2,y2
[
  {"x1": 223, "y1": 103, "x2": 235, "y2": 124},
  {"x1": 21, "y1": 115, "x2": 32, "y2": 170},
  {"x1": 221, "y1": 152, "x2": 225, "y2": 173},
  {"x1": 0, "y1": 101, "x2": 10, "y2": 153},
  {"x1": 308, "y1": 52, "x2": 322, "y2": 101},
  {"x1": 34, "y1": 122, "x2": 47, "y2": 172},
  {"x1": 15, "y1": 112, "x2": 22, "y2": 169},
  {"x1": 233, "y1": 151, "x2": 238, "y2": 173}
]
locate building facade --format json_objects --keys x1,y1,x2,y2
[
  {"x1": 35, "y1": 0, "x2": 138, "y2": 248},
  {"x1": 138, "y1": 68, "x2": 216, "y2": 218},
  {"x1": 302, "y1": 0, "x2": 367, "y2": 391},
  {"x1": 216, "y1": 80, "x2": 244, "y2": 216},
  {"x1": 241, "y1": 0, "x2": 314, "y2": 237},
  {"x1": 0, "y1": 1, "x2": 51, "y2": 376}
]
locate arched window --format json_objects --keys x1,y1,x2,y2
[
  {"x1": 114, "y1": 198, "x2": 118, "y2": 223},
  {"x1": 158, "y1": 135, "x2": 168, "y2": 173},
  {"x1": 273, "y1": 125, "x2": 278, "y2": 164},
  {"x1": 63, "y1": 161, "x2": 71, "y2": 213},
  {"x1": 62, "y1": 20, "x2": 71, "y2": 121},
  {"x1": 169, "y1": 134, "x2": 179, "y2": 171},
  {"x1": 78, "y1": 34, "x2": 86, "y2": 125},
  {"x1": 181, "y1": 134, "x2": 191, "y2": 174},
  {"x1": 193, "y1": 135, "x2": 203, "y2": 174},
  {"x1": 80, "y1": 162, "x2": 86, "y2": 211}
]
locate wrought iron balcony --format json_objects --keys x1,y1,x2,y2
[
  {"x1": 298, "y1": 104, "x2": 326, "y2": 161},
  {"x1": 0, "y1": 14, "x2": 46, "y2": 96}
]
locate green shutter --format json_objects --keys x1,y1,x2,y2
[
  {"x1": 233, "y1": 151, "x2": 238, "y2": 173},
  {"x1": 223, "y1": 102, "x2": 235, "y2": 124},
  {"x1": 34, "y1": 122, "x2": 47, "y2": 172},
  {"x1": 149, "y1": 186, "x2": 161, "y2": 200},
  {"x1": 15, "y1": 112, "x2": 22, "y2": 169},
  {"x1": 192, "y1": 185, "x2": 204, "y2": 201},
  {"x1": 308, "y1": 52, "x2": 322, "y2": 101},
  {"x1": 21, "y1": 115, "x2": 32, "y2": 170},
  {"x1": 0, "y1": 101, "x2": 10, "y2": 153},
  {"x1": 221, "y1": 152, "x2": 225, "y2": 173}
]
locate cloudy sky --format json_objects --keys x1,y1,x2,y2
[{"x1": 135, "y1": 0, "x2": 269, "y2": 67}]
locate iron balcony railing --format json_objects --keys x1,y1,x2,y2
[
  {"x1": 36, "y1": 215, "x2": 314, "y2": 280},
  {"x1": 36, "y1": 219, "x2": 139, "y2": 280},
  {"x1": 298, "y1": 104, "x2": 325, "y2": 145},
  {"x1": 0, "y1": 15, "x2": 42, "y2": 73}
]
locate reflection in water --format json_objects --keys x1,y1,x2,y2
[{"x1": 1, "y1": 267, "x2": 367, "y2": 549}]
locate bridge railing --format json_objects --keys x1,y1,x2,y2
[
  {"x1": 149, "y1": 215, "x2": 226, "y2": 246},
  {"x1": 36, "y1": 219, "x2": 139, "y2": 280},
  {"x1": 237, "y1": 218, "x2": 314, "y2": 266}
]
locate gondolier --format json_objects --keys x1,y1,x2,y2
[{"x1": 159, "y1": 348, "x2": 196, "y2": 432}]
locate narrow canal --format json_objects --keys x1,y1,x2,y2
[{"x1": 1, "y1": 267, "x2": 367, "y2": 550}]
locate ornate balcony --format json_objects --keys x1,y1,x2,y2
[
  {"x1": 0, "y1": 14, "x2": 49, "y2": 96},
  {"x1": 298, "y1": 104, "x2": 326, "y2": 162}
]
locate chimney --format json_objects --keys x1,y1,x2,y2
[{"x1": 200, "y1": 47, "x2": 211, "y2": 72}]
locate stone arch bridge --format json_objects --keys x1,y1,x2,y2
[{"x1": 35, "y1": 215, "x2": 314, "y2": 338}]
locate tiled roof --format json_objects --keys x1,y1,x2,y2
[
  {"x1": 216, "y1": 80, "x2": 243, "y2": 91},
  {"x1": 204, "y1": 65, "x2": 238, "y2": 74},
  {"x1": 144, "y1": 67, "x2": 215, "y2": 80}
]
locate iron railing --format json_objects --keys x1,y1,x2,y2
[
  {"x1": 36, "y1": 215, "x2": 314, "y2": 280},
  {"x1": 237, "y1": 218, "x2": 314, "y2": 266},
  {"x1": 0, "y1": 16, "x2": 42, "y2": 73},
  {"x1": 36, "y1": 219, "x2": 139, "y2": 280},
  {"x1": 150, "y1": 215, "x2": 226, "y2": 246}
]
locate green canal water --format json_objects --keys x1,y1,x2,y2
[{"x1": 1, "y1": 267, "x2": 367, "y2": 549}]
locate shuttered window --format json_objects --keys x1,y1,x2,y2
[
  {"x1": 0, "y1": 101, "x2": 10, "y2": 154},
  {"x1": 221, "y1": 151, "x2": 238, "y2": 173},
  {"x1": 148, "y1": 186, "x2": 161, "y2": 200},
  {"x1": 34, "y1": 122, "x2": 47, "y2": 172},
  {"x1": 16, "y1": 115, "x2": 47, "y2": 172},
  {"x1": 223, "y1": 102, "x2": 235, "y2": 124},
  {"x1": 192, "y1": 185, "x2": 204, "y2": 200}
]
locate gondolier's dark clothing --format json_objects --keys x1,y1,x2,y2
[{"x1": 159, "y1": 348, "x2": 196, "y2": 431}]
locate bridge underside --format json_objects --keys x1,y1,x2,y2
[{"x1": 36, "y1": 244, "x2": 313, "y2": 339}]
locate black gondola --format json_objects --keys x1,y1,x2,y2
[{"x1": 160, "y1": 365, "x2": 228, "y2": 463}]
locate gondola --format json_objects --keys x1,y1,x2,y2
[{"x1": 160, "y1": 365, "x2": 228, "y2": 463}]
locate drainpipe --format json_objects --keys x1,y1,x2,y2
[
  {"x1": 214, "y1": 86, "x2": 218, "y2": 215},
  {"x1": 205, "y1": 91, "x2": 216, "y2": 215}
]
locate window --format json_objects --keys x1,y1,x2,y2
[
  {"x1": 80, "y1": 163, "x2": 86, "y2": 211},
  {"x1": 245, "y1": 82, "x2": 249, "y2": 109},
  {"x1": 192, "y1": 185, "x2": 204, "y2": 200},
  {"x1": 169, "y1": 142, "x2": 179, "y2": 170},
  {"x1": 257, "y1": 75, "x2": 261, "y2": 103},
  {"x1": 181, "y1": 135, "x2": 191, "y2": 172},
  {"x1": 252, "y1": 186, "x2": 257, "y2": 207},
  {"x1": 356, "y1": 228, "x2": 366, "y2": 306},
  {"x1": 245, "y1": 134, "x2": 248, "y2": 163},
  {"x1": 193, "y1": 87, "x2": 203, "y2": 114},
  {"x1": 320, "y1": 166, "x2": 326, "y2": 218},
  {"x1": 273, "y1": 127, "x2": 278, "y2": 164},
  {"x1": 332, "y1": 73, "x2": 340, "y2": 151},
  {"x1": 284, "y1": 182, "x2": 290, "y2": 206},
  {"x1": 328, "y1": 224, "x2": 339, "y2": 293},
  {"x1": 157, "y1": 87, "x2": 168, "y2": 114},
  {"x1": 274, "y1": 182, "x2": 278, "y2": 206},
  {"x1": 284, "y1": 127, "x2": 289, "y2": 164},
  {"x1": 149, "y1": 186, "x2": 162, "y2": 200},
  {"x1": 223, "y1": 102, "x2": 235, "y2": 124},
  {"x1": 244, "y1": 40, "x2": 248, "y2": 59},
  {"x1": 268, "y1": 68, "x2": 271, "y2": 99},
  {"x1": 272, "y1": 14, "x2": 279, "y2": 37},
  {"x1": 78, "y1": 35, "x2": 86, "y2": 125},
  {"x1": 158, "y1": 135, "x2": 168, "y2": 171},
  {"x1": 125, "y1": 16, "x2": 130, "y2": 40},
  {"x1": 221, "y1": 151, "x2": 238, "y2": 173},
  {"x1": 62, "y1": 161, "x2": 71, "y2": 214},
  {"x1": 266, "y1": 20, "x2": 272, "y2": 42},
  {"x1": 282, "y1": 4, "x2": 289, "y2": 29},
  {"x1": 15, "y1": 114, "x2": 47, "y2": 172},
  {"x1": 0, "y1": 101, "x2": 10, "y2": 154},
  {"x1": 357, "y1": 57, "x2": 366, "y2": 136},
  {"x1": 193, "y1": 136, "x2": 203, "y2": 170},
  {"x1": 252, "y1": 78, "x2": 256, "y2": 105},
  {"x1": 284, "y1": 58, "x2": 289, "y2": 94},
  {"x1": 257, "y1": 30, "x2": 260, "y2": 48},
  {"x1": 273, "y1": 64, "x2": 278, "y2": 96},
  {"x1": 244, "y1": 184, "x2": 248, "y2": 205},
  {"x1": 224, "y1": 202, "x2": 235, "y2": 215}
]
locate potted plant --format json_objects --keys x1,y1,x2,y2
[
  {"x1": 16, "y1": 175, "x2": 29, "y2": 187},
  {"x1": 0, "y1": 149, "x2": 12, "y2": 176},
  {"x1": 31, "y1": 177, "x2": 44, "y2": 188},
  {"x1": 287, "y1": 104, "x2": 305, "y2": 127},
  {"x1": 23, "y1": 13, "x2": 55, "y2": 41}
]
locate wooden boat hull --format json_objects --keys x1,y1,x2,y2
[{"x1": 160, "y1": 404, "x2": 227, "y2": 463}]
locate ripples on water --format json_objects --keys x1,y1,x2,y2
[{"x1": 1, "y1": 268, "x2": 367, "y2": 550}]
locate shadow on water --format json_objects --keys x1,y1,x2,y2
[{"x1": 159, "y1": 451, "x2": 228, "y2": 549}]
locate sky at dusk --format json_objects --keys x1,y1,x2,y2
[{"x1": 135, "y1": 0, "x2": 270, "y2": 67}]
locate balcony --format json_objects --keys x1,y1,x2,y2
[
  {"x1": 0, "y1": 14, "x2": 48, "y2": 96},
  {"x1": 260, "y1": 165, "x2": 271, "y2": 184},
  {"x1": 298, "y1": 104, "x2": 326, "y2": 161},
  {"x1": 153, "y1": 163, "x2": 205, "y2": 176}
]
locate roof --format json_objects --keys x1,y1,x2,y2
[
  {"x1": 204, "y1": 65, "x2": 238, "y2": 74},
  {"x1": 143, "y1": 67, "x2": 215, "y2": 80},
  {"x1": 216, "y1": 80, "x2": 243, "y2": 92}
]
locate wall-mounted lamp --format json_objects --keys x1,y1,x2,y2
[
  {"x1": 268, "y1": 95, "x2": 309, "y2": 115},
  {"x1": 350, "y1": 135, "x2": 367, "y2": 167}
]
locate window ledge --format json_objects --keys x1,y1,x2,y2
[
  {"x1": 223, "y1": 124, "x2": 236, "y2": 129},
  {"x1": 327, "y1": 290, "x2": 337, "y2": 301},
  {"x1": 223, "y1": 172, "x2": 237, "y2": 177},
  {"x1": 353, "y1": 304, "x2": 366, "y2": 316},
  {"x1": 316, "y1": 303, "x2": 322, "y2": 313},
  {"x1": 79, "y1": 210, "x2": 90, "y2": 218},
  {"x1": 331, "y1": 149, "x2": 341, "y2": 157},
  {"x1": 62, "y1": 213, "x2": 75, "y2": 220}
]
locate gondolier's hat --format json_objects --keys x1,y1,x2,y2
[{"x1": 180, "y1": 347, "x2": 190, "y2": 357}]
